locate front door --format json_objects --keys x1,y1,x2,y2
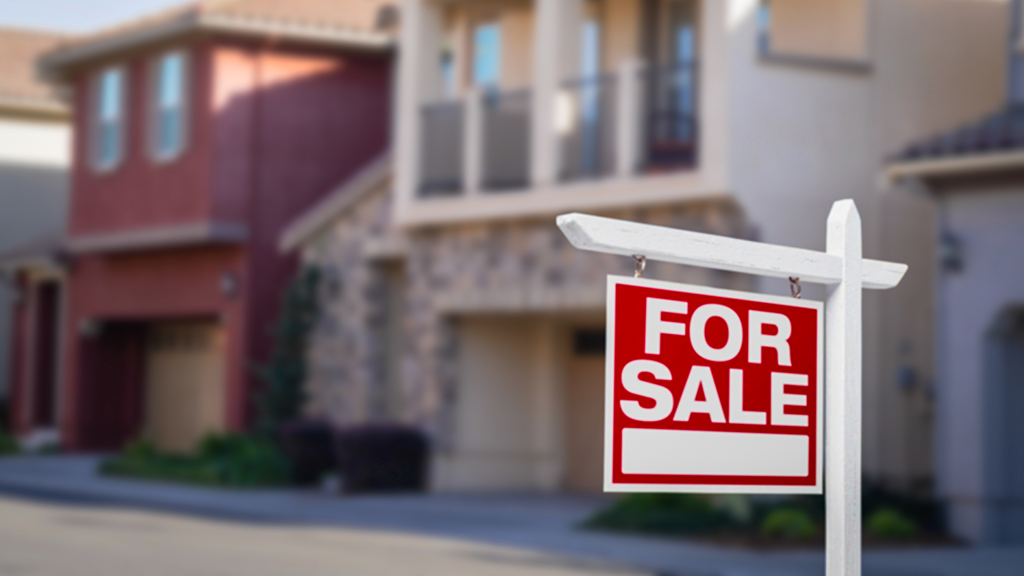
[
  {"x1": 564, "y1": 328, "x2": 605, "y2": 493},
  {"x1": 31, "y1": 281, "x2": 60, "y2": 428},
  {"x1": 144, "y1": 321, "x2": 226, "y2": 453}
]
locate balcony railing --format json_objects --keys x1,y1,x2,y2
[
  {"x1": 481, "y1": 89, "x2": 531, "y2": 191},
  {"x1": 414, "y1": 61, "x2": 699, "y2": 199},
  {"x1": 419, "y1": 101, "x2": 465, "y2": 197},
  {"x1": 559, "y1": 75, "x2": 618, "y2": 182},
  {"x1": 641, "y1": 62, "x2": 699, "y2": 171}
]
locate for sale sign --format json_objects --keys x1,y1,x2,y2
[{"x1": 605, "y1": 276, "x2": 823, "y2": 494}]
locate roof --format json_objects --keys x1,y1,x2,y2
[
  {"x1": 0, "y1": 233, "x2": 67, "y2": 271},
  {"x1": 887, "y1": 105, "x2": 1024, "y2": 180},
  {"x1": 41, "y1": 0, "x2": 398, "y2": 77},
  {"x1": 894, "y1": 105, "x2": 1024, "y2": 163},
  {"x1": 0, "y1": 27, "x2": 70, "y2": 115},
  {"x1": 279, "y1": 152, "x2": 391, "y2": 252}
]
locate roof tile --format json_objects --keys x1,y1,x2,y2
[{"x1": 0, "y1": 27, "x2": 68, "y2": 108}]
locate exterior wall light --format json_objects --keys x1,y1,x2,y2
[
  {"x1": 220, "y1": 271, "x2": 238, "y2": 297},
  {"x1": 939, "y1": 231, "x2": 964, "y2": 273}
]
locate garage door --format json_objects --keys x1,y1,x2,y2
[{"x1": 144, "y1": 321, "x2": 226, "y2": 453}]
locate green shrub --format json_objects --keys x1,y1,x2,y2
[
  {"x1": 123, "y1": 439, "x2": 156, "y2": 460},
  {"x1": 863, "y1": 481, "x2": 942, "y2": 533},
  {"x1": 584, "y1": 493, "x2": 735, "y2": 536},
  {"x1": 0, "y1": 432, "x2": 18, "y2": 455},
  {"x1": 760, "y1": 508, "x2": 818, "y2": 540},
  {"x1": 101, "y1": 433, "x2": 289, "y2": 488},
  {"x1": 867, "y1": 508, "x2": 916, "y2": 541},
  {"x1": 252, "y1": 266, "x2": 320, "y2": 438}
]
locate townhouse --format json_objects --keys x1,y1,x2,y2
[
  {"x1": 885, "y1": 0, "x2": 1024, "y2": 545},
  {"x1": 283, "y1": 0, "x2": 1005, "y2": 501},
  {"x1": 0, "y1": 27, "x2": 71, "y2": 448},
  {"x1": 4, "y1": 0, "x2": 395, "y2": 452}
]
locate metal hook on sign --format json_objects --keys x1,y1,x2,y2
[
  {"x1": 789, "y1": 276, "x2": 802, "y2": 299},
  {"x1": 633, "y1": 255, "x2": 647, "y2": 278}
]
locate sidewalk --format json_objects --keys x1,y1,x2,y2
[{"x1": 0, "y1": 456, "x2": 1021, "y2": 576}]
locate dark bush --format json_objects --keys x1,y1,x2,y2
[
  {"x1": 863, "y1": 480, "x2": 944, "y2": 533},
  {"x1": 334, "y1": 425, "x2": 429, "y2": 493},
  {"x1": 584, "y1": 493, "x2": 735, "y2": 536},
  {"x1": 277, "y1": 420, "x2": 336, "y2": 486}
]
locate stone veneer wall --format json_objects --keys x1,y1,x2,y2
[{"x1": 301, "y1": 186, "x2": 755, "y2": 449}]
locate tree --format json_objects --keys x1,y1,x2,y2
[{"x1": 253, "y1": 265, "x2": 321, "y2": 438}]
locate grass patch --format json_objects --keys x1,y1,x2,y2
[
  {"x1": 0, "y1": 432, "x2": 19, "y2": 456},
  {"x1": 101, "y1": 434, "x2": 290, "y2": 488}
]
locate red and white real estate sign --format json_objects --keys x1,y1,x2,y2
[{"x1": 605, "y1": 276, "x2": 823, "y2": 494}]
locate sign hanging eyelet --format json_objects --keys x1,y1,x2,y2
[
  {"x1": 789, "y1": 276, "x2": 802, "y2": 299},
  {"x1": 633, "y1": 255, "x2": 647, "y2": 278}
]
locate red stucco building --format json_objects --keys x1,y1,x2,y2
[{"x1": 3, "y1": 0, "x2": 394, "y2": 451}]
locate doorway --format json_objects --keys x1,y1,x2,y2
[
  {"x1": 985, "y1": 307, "x2": 1024, "y2": 544},
  {"x1": 563, "y1": 327, "x2": 605, "y2": 493},
  {"x1": 30, "y1": 281, "x2": 60, "y2": 428}
]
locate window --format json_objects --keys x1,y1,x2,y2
[
  {"x1": 151, "y1": 51, "x2": 187, "y2": 160},
  {"x1": 472, "y1": 21, "x2": 501, "y2": 88},
  {"x1": 93, "y1": 67, "x2": 124, "y2": 170},
  {"x1": 759, "y1": 0, "x2": 868, "y2": 62},
  {"x1": 758, "y1": 0, "x2": 772, "y2": 53}
]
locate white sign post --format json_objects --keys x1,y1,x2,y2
[{"x1": 557, "y1": 199, "x2": 906, "y2": 576}]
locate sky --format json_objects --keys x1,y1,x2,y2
[{"x1": 0, "y1": 0, "x2": 189, "y2": 33}]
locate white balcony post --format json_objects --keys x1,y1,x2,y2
[
  {"x1": 395, "y1": 0, "x2": 442, "y2": 209},
  {"x1": 616, "y1": 59, "x2": 643, "y2": 179},
  {"x1": 531, "y1": 0, "x2": 564, "y2": 187},
  {"x1": 463, "y1": 88, "x2": 484, "y2": 195}
]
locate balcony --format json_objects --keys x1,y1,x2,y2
[
  {"x1": 416, "y1": 61, "x2": 700, "y2": 198},
  {"x1": 398, "y1": 0, "x2": 727, "y2": 225}
]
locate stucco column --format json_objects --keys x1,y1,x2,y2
[
  {"x1": 616, "y1": 60, "x2": 643, "y2": 178},
  {"x1": 395, "y1": 0, "x2": 443, "y2": 217},
  {"x1": 463, "y1": 88, "x2": 483, "y2": 195},
  {"x1": 530, "y1": 0, "x2": 566, "y2": 187}
]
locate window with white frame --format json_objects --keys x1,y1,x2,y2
[
  {"x1": 151, "y1": 51, "x2": 187, "y2": 160},
  {"x1": 93, "y1": 67, "x2": 125, "y2": 170}
]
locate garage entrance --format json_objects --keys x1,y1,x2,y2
[{"x1": 144, "y1": 321, "x2": 226, "y2": 453}]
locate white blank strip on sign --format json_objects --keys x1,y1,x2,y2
[{"x1": 621, "y1": 429, "x2": 809, "y2": 477}]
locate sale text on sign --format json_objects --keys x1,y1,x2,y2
[{"x1": 605, "y1": 276, "x2": 823, "y2": 494}]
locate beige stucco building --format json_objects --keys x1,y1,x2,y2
[
  {"x1": 283, "y1": 0, "x2": 1006, "y2": 508},
  {"x1": 0, "y1": 27, "x2": 71, "y2": 443},
  {"x1": 883, "y1": 0, "x2": 1024, "y2": 545}
]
